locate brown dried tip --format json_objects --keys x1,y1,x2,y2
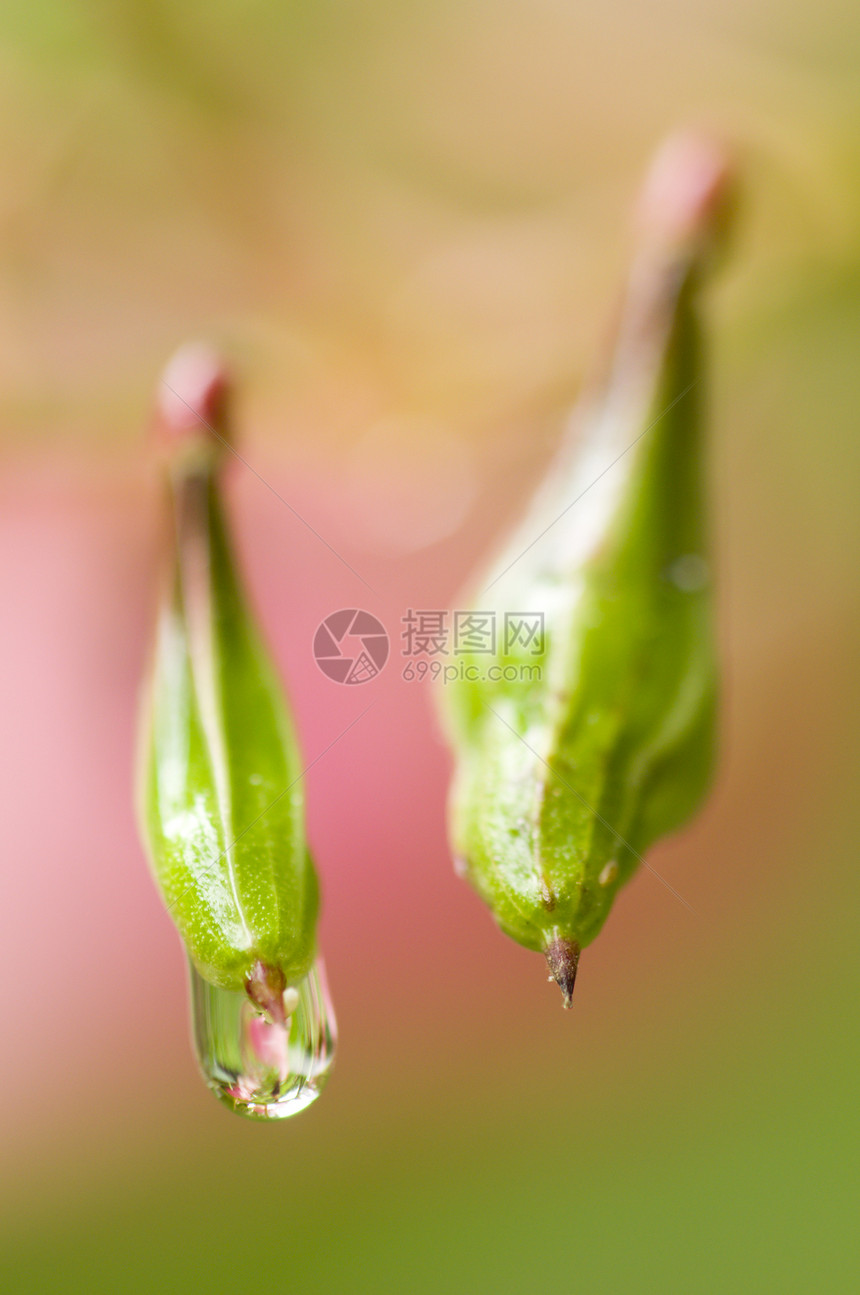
[
  {"x1": 545, "y1": 937, "x2": 580, "y2": 1010},
  {"x1": 153, "y1": 342, "x2": 230, "y2": 457},
  {"x1": 244, "y1": 960, "x2": 288, "y2": 1025},
  {"x1": 635, "y1": 130, "x2": 733, "y2": 255}
]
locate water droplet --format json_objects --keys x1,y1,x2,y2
[
  {"x1": 188, "y1": 958, "x2": 336, "y2": 1120},
  {"x1": 668, "y1": 553, "x2": 709, "y2": 592}
]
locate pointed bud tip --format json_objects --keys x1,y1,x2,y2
[
  {"x1": 153, "y1": 342, "x2": 231, "y2": 456},
  {"x1": 636, "y1": 130, "x2": 733, "y2": 253},
  {"x1": 544, "y1": 937, "x2": 580, "y2": 1010},
  {"x1": 244, "y1": 960, "x2": 288, "y2": 1025}
]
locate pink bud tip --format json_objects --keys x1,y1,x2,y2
[
  {"x1": 154, "y1": 343, "x2": 230, "y2": 453},
  {"x1": 636, "y1": 131, "x2": 733, "y2": 251}
]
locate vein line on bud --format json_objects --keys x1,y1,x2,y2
[{"x1": 173, "y1": 467, "x2": 253, "y2": 951}]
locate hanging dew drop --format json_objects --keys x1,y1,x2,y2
[
  {"x1": 137, "y1": 346, "x2": 336, "y2": 1115},
  {"x1": 189, "y1": 959, "x2": 337, "y2": 1120}
]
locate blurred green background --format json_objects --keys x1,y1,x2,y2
[{"x1": 0, "y1": 2, "x2": 858, "y2": 1291}]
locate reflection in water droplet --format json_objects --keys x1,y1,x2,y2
[{"x1": 189, "y1": 958, "x2": 336, "y2": 1120}]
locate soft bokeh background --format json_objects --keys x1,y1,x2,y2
[{"x1": 1, "y1": 2, "x2": 858, "y2": 1291}]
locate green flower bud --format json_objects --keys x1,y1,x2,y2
[
  {"x1": 438, "y1": 135, "x2": 732, "y2": 1005},
  {"x1": 136, "y1": 345, "x2": 319, "y2": 1021}
]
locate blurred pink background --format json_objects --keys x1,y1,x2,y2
[{"x1": 1, "y1": 3, "x2": 858, "y2": 1290}]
